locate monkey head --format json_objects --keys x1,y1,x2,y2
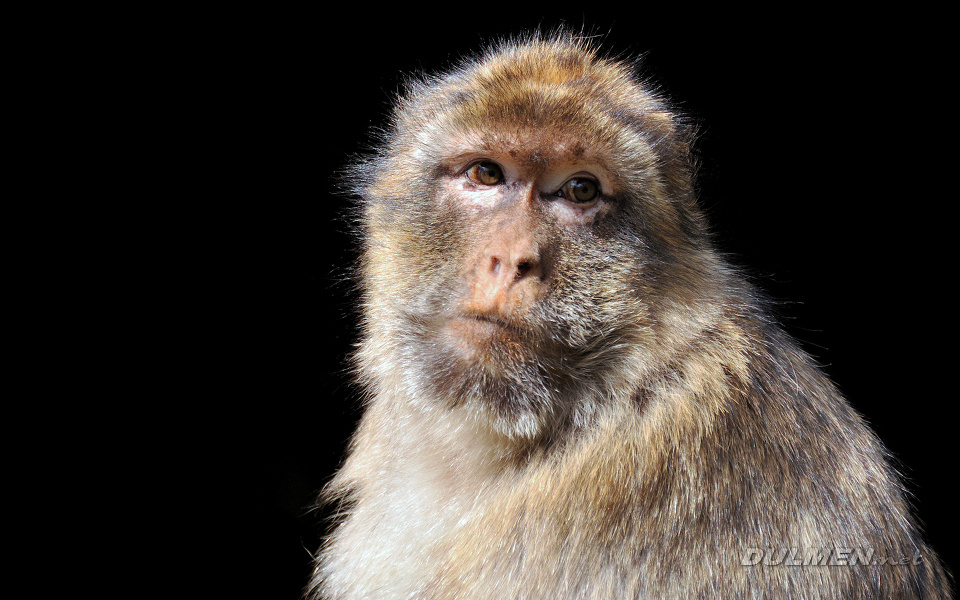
[{"x1": 352, "y1": 37, "x2": 714, "y2": 441}]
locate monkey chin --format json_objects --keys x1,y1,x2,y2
[{"x1": 416, "y1": 314, "x2": 558, "y2": 440}]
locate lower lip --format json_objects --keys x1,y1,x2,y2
[
  {"x1": 449, "y1": 316, "x2": 502, "y2": 337},
  {"x1": 446, "y1": 315, "x2": 521, "y2": 347}
]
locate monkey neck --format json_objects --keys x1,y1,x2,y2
[{"x1": 325, "y1": 270, "x2": 778, "y2": 600}]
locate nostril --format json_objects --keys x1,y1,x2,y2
[
  {"x1": 515, "y1": 260, "x2": 531, "y2": 279},
  {"x1": 491, "y1": 257, "x2": 501, "y2": 275}
]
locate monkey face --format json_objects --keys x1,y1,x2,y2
[
  {"x1": 370, "y1": 129, "x2": 658, "y2": 439},
  {"x1": 356, "y1": 42, "x2": 704, "y2": 440},
  {"x1": 436, "y1": 133, "x2": 617, "y2": 349}
]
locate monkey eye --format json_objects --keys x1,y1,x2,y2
[
  {"x1": 559, "y1": 177, "x2": 600, "y2": 203},
  {"x1": 466, "y1": 161, "x2": 504, "y2": 186}
]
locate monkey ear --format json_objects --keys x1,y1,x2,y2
[
  {"x1": 643, "y1": 110, "x2": 675, "y2": 129},
  {"x1": 642, "y1": 110, "x2": 691, "y2": 145},
  {"x1": 636, "y1": 110, "x2": 686, "y2": 162}
]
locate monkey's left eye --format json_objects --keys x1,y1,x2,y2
[
  {"x1": 466, "y1": 161, "x2": 504, "y2": 186},
  {"x1": 559, "y1": 177, "x2": 600, "y2": 203}
]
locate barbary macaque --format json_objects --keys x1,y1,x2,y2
[{"x1": 309, "y1": 33, "x2": 952, "y2": 599}]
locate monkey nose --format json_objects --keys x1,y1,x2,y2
[{"x1": 489, "y1": 255, "x2": 540, "y2": 283}]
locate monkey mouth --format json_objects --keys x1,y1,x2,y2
[
  {"x1": 461, "y1": 313, "x2": 526, "y2": 333},
  {"x1": 468, "y1": 313, "x2": 512, "y2": 328},
  {"x1": 445, "y1": 313, "x2": 530, "y2": 351}
]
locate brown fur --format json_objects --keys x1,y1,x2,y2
[{"x1": 309, "y1": 32, "x2": 952, "y2": 599}]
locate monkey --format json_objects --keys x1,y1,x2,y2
[{"x1": 308, "y1": 32, "x2": 953, "y2": 599}]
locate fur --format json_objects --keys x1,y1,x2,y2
[{"x1": 309, "y1": 32, "x2": 952, "y2": 599}]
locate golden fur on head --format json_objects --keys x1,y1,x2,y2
[{"x1": 310, "y1": 31, "x2": 952, "y2": 600}]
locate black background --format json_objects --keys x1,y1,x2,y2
[{"x1": 185, "y1": 9, "x2": 956, "y2": 598}]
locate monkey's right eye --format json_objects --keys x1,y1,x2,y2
[{"x1": 466, "y1": 162, "x2": 504, "y2": 186}]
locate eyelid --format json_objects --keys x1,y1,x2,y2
[
  {"x1": 460, "y1": 158, "x2": 496, "y2": 173},
  {"x1": 559, "y1": 175, "x2": 600, "y2": 188},
  {"x1": 562, "y1": 175, "x2": 600, "y2": 188},
  {"x1": 557, "y1": 171, "x2": 599, "y2": 187}
]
